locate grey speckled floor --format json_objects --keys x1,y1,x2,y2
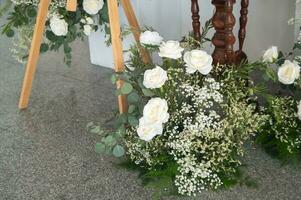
[{"x1": 1, "y1": 16, "x2": 301, "y2": 200}]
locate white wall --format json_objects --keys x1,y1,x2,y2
[{"x1": 89, "y1": 0, "x2": 296, "y2": 67}]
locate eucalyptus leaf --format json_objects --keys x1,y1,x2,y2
[
  {"x1": 121, "y1": 83, "x2": 133, "y2": 94},
  {"x1": 127, "y1": 92, "x2": 139, "y2": 103},
  {"x1": 27, "y1": 7, "x2": 37, "y2": 18},
  {"x1": 95, "y1": 142, "x2": 106, "y2": 154},
  {"x1": 128, "y1": 115, "x2": 139, "y2": 127},
  {"x1": 103, "y1": 135, "x2": 117, "y2": 146},
  {"x1": 142, "y1": 88, "x2": 155, "y2": 97},
  {"x1": 40, "y1": 43, "x2": 49, "y2": 53},
  {"x1": 5, "y1": 29, "x2": 14, "y2": 37},
  {"x1": 112, "y1": 145, "x2": 125, "y2": 157},
  {"x1": 90, "y1": 126, "x2": 103, "y2": 135},
  {"x1": 128, "y1": 105, "x2": 136, "y2": 113},
  {"x1": 111, "y1": 74, "x2": 118, "y2": 84}
]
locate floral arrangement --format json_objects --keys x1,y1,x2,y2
[
  {"x1": 255, "y1": 31, "x2": 301, "y2": 163},
  {"x1": 88, "y1": 25, "x2": 268, "y2": 196},
  {"x1": 1, "y1": 0, "x2": 109, "y2": 65}
]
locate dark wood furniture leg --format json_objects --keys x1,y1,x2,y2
[
  {"x1": 235, "y1": 0, "x2": 249, "y2": 64},
  {"x1": 191, "y1": 0, "x2": 201, "y2": 42},
  {"x1": 212, "y1": 0, "x2": 227, "y2": 65},
  {"x1": 224, "y1": 0, "x2": 236, "y2": 64},
  {"x1": 211, "y1": 0, "x2": 236, "y2": 65}
]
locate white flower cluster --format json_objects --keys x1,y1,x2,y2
[
  {"x1": 166, "y1": 78, "x2": 228, "y2": 195},
  {"x1": 262, "y1": 46, "x2": 301, "y2": 121},
  {"x1": 140, "y1": 31, "x2": 163, "y2": 46},
  {"x1": 12, "y1": 0, "x2": 104, "y2": 37},
  {"x1": 143, "y1": 66, "x2": 168, "y2": 89},
  {"x1": 137, "y1": 98, "x2": 169, "y2": 141},
  {"x1": 80, "y1": 17, "x2": 95, "y2": 36},
  {"x1": 83, "y1": 0, "x2": 104, "y2": 15},
  {"x1": 263, "y1": 46, "x2": 301, "y2": 85},
  {"x1": 49, "y1": 14, "x2": 68, "y2": 36},
  {"x1": 139, "y1": 30, "x2": 213, "y2": 75},
  {"x1": 11, "y1": 0, "x2": 66, "y2": 8},
  {"x1": 124, "y1": 31, "x2": 264, "y2": 196}
]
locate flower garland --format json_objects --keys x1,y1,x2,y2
[{"x1": 1, "y1": 0, "x2": 110, "y2": 65}]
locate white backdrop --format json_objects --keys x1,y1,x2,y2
[{"x1": 89, "y1": 0, "x2": 296, "y2": 68}]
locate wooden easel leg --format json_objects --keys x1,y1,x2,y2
[
  {"x1": 121, "y1": 0, "x2": 151, "y2": 64},
  {"x1": 18, "y1": 0, "x2": 51, "y2": 109},
  {"x1": 108, "y1": 0, "x2": 128, "y2": 113},
  {"x1": 66, "y1": 0, "x2": 77, "y2": 12}
]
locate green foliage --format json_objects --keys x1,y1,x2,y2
[
  {"x1": 219, "y1": 167, "x2": 258, "y2": 189},
  {"x1": 112, "y1": 145, "x2": 125, "y2": 157},
  {"x1": 0, "y1": 0, "x2": 12, "y2": 18},
  {"x1": 256, "y1": 97, "x2": 301, "y2": 164},
  {"x1": 117, "y1": 158, "x2": 180, "y2": 198},
  {"x1": 87, "y1": 122, "x2": 125, "y2": 157},
  {"x1": 1, "y1": 0, "x2": 110, "y2": 66}
]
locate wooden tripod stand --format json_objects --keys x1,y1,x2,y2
[{"x1": 18, "y1": 0, "x2": 148, "y2": 113}]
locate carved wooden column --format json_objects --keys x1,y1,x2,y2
[
  {"x1": 224, "y1": 0, "x2": 236, "y2": 64},
  {"x1": 235, "y1": 0, "x2": 249, "y2": 64},
  {"x1": 212, "y1": 0, "x2": 227, "y2": 65},
  {"x1": 191, "y1": 0, "x2": 201, "y2": 42}
]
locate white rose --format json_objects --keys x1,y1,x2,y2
[
  {"x1": 85, "y1": 17, "x2": 94, "y2": 25},
  {"x1": 83, "y1": 0, "x2": 104, "y2": 15},
  {"x1": 184, "y1": 50, "x2": 213, "y2": 75},
  {"x1": 263, "y1": 46, "x2": 278, "y2": 63},
  {"x1": 143, "y1": 66, "x2": 168, "y2": 89},
  {"x1": 158, "y1": 40, "x2": 184, "y2": 59},
  {"x1": 143, "y1": 98, "x2": 169, "y2": 124},
  {"x1": 297, "y1": 101, "x2": 301, "y2": 121},
  {"x1": 277, "y1": 60, "x2": 300, "y2": 85},
  {"x1": 83, "y1": 25, "x2": 93, "y2": 36},
  {"x1": 49, "y1": 15, "x2": 68, "y2": 36},
  {"x1": 137, "y1": 117, "x2": 163, "y2": 141},
  {"x1": 140, "y1": 31, "x2": 163, "y2": 46}
]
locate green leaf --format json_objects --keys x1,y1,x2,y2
[
  {"x1": 115, "y1": 89, "x2": 122, "y2": 96},
  {"x1": 95, "y1": 142, "x2": 106, "y2": 153},
  {"x1": 112, "y1": 145, "x2": 125, "y2": 157},
  {"x1": 86, "y1": 122, "x2": 94, "y2": 129},
  {"x1": 128, "y1": 115, "x2": 139, "y2": 126},
  {"x1": 103, "y1": 135, "x2": 116, "y2": 146},
  {"x1": 293, "y1": 43, "x2": 301, "y2": 50},
  {"x1": 115, "y1": 125, "x2": 126, "y2": 137},
  {"x1": 128, "y1": 105, "x2": 136, "y2": 113},
  {"x1": 66, "y1": 53, "x2": 72, "y2": 59},
  {"x1": 90, "y1": 126, "x2": 103, "y2": 135},
  {"x1": 121, "y1": 82, "x2": 133, "y2": 94},
  {"x1": 46, "y1": 30, "x2": 57, "y2": 42},
  {"x1": 5, "y1": 29, "x2": 14, "y2": 37},
  {"x1": 265, "y1": 67, "x2": 277, "y2": 82},
  {"x1": 111, "y1": 74, "x2": 118, "y2": 84},
  {"x1": 142, "y1": 88, "x2": 155, "y2": 97},
  {"x1": 40, "y1": 43, "x2": 49, "y2": 53},
  {"x1": 64, "y1": 44, "x2": 72, "y2": 53},
  {"x1": 127, "y1": 92, "x2": 139, "y2": 103},
  {"x1": 27, "y1": 7, "x2": 37, "y2": 18}
]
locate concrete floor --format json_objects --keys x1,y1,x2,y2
[{"x1": 1, "y1": 16, "x2": 301, "y2": 200}]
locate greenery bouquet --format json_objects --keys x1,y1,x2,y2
[{"x1": 89, "y1": 26, "x2": 269, "y2": 196}]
